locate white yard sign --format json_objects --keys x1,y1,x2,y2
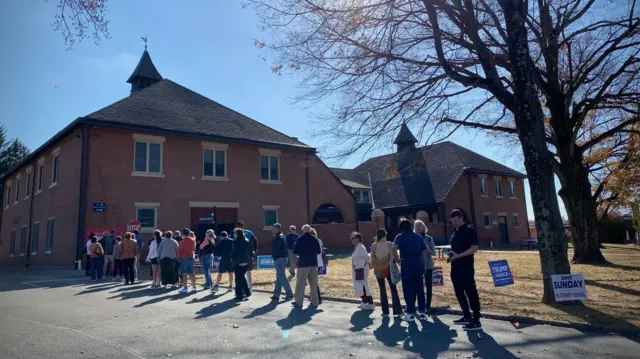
[{"x1": 551, "y1": 274, "x2": 588, "y2": 302}]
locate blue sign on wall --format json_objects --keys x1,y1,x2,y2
[
  {"x1": 488, "y1": 260, "x2": 514, "y2": 287},
  {"x1": 92, "y1": 203, "x2": 107, "y2": 212},
  {"x1": 257, "y1": 255, "x2": 275, "y2": 269}
]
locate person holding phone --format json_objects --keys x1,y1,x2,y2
[{"x1": 199, "y1": 229, "x2": 216, "y2": 290}]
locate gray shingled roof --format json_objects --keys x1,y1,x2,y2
[
  {"x1": 393, "y1": 122, "x2": 418, "y2": 144},
  {"x1": 332, "y1": 141, "x2": 524, "y2": 209},
  {"x1": 85, "y1": 79, "x2": 311, "y2": 149},
  {"x1": 126, "y1": 50, "x2": 163, "y2": 83}
]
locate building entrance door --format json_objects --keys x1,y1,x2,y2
[{"x1": 498, "y1": 216, "x2": 509, "y2": 244}]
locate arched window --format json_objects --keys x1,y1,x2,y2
[{"x1": 312, "y1": 203, "x2": 345, "y2": 224}]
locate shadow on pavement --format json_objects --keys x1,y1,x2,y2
[
  {"x1": 74, "y1": 283, "x2": 122, "y2": 295},
  {"x1": 244, "y1": 301, "x2": 278, "y2": 319},
  {"x1": 466, "y1": 331, "x2": 520, "y2": 359},
  {"x1": 349, "y1": 310, "x2": 374, "y2": 332},
  {"x1": 373, "y1": 317, "x2": 406, "y2": 347},
  {"x1": 194, "y1": 298, "x2": 238, "y2": 319},
  {"x1": 400, "y1": 316, "x2": 457, "y2": 358},
  {"x1": 551, "y1": 302, "x2": 640, "y2": 343},
  {"x1": 276, "y1": 306, "x2": 323, "y2": 330},
  {"x1": 187, "y1": 292, "x2": 227, "y2": 304}
]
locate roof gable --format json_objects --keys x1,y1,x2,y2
[{"x1": 85, "y1": 79, "x2": 311, "y2": 149}]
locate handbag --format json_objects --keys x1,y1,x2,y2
[
  {"x1": 389, "y1": 251, "x2": 401, "y2": 285},
  {"x1": 354, "y1": 268, "x2": 365, "y2": 281}
]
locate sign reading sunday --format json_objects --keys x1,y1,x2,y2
[
  {"x1": 488, "y1": 260, "x2": 514, "y2": 287},
  {"x1": 551, "y1": 274, "x2": 588, "y2": 302}
]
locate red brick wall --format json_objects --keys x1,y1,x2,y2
[
  {"x1": 0, "y1": 128, "x2": 83, "y2": 266},
  {"x1": 83, "y1": 127, "x2": 357, "y2": 255},
  {"x1": 444, "y1": 173, "x2": 530, "y2": 246},
  {"x1": 311, "y1": 221, "x2": 377, "y2": 252}
]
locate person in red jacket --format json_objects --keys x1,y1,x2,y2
[{"x1": 178, "y1": 231, "x2": 197, "y2": 293}]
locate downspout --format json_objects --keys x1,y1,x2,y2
[
  {"x1": 305, "y1": 154, "x2": 311, "y2": 224},
  {"x1": 367, "y1": 171, "x2": 375, "y2": 209},
  {"x1": 25, "y1": 160, "x2": 37, "y2": 267},
  {"x1": 466, "y1": 173, "x2": 477, "y2": 228},
  {"x1": 75, "y1": 126, "x2": 90, "y2": 268}
]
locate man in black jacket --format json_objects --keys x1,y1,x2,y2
[
  {"x1": 271, "y1": 223, "x2": 293, "y2": 301},
  {"x1": 231, "y1": 228, "x2": 252, "y2": 301},
  {"x1": 293, "y1": 224, "x2": 321, "y2": 308}
]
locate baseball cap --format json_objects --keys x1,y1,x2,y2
[{"x1": 183, "y1": 228, "x2": 190, "y2": 235}]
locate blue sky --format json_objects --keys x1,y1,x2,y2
[{"x1": 0, "y1": 1, "x2": 566, "y2": 221}]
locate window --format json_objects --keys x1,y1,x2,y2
[
  {"x1": 14, "y1": 175, "x2": 20, "y2": 204},
  {"x1": 31, "y1": 222, "x2": 40, "y2": 255},
  {"x1": 45, "y1": 218, "x2": 55, "y2": 254},
  {"x1": 9, "y1": 229, "x2": 16, "y2": 257},
  {"x1": 19, "y1": 226, "x2": 27, "y2": 256},
  {"x1": 50, "y1": 150, "x2": 59, "y2": 186},
  {"x1": 479, "y1": 176, "x2": 488, "y2": 196},
  {"x1": 36, "y1": 158, "x2": 45, "y2": 193},
  {"x1": 135, "y1": 202, "x2": 159, "y2": 233},
  {"x1": 132, "y1": 134, "x2": 164, "y2": 177},
  {"x1": 202, "y1": 142, "x2": 228, "y2": 180},
  {"x1": 25, "y1": 167, "x2": 32, "y2": 199},
  {"x1": 362, "y1": 190, "x2": 371, "y2": 203},
  {"x1": 483, "y1": 214, "x2": 492, "y2": 228},
  {"x1": 509, "y1": 178, "x2": 516, "y2": 198},
  {"x1": 513, "y1": 214, "x2": 521, "y2": 227},
  {"x1": 495, "y1": 177, "x2": 503, "y2": 197},
  {"x1": 352, "y1": 189, "x2": 371, "y2": 203},
  {"x1": 263, "y1": 205, "x2": 279, "y2": 229},
  {"x1": 5, "y1": 180, "x2": 11, "y2": 208},
  {"x1": 259, "y1": 149, "x2": 281, "y2": 183}
]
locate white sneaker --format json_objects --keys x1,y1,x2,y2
[
  {"x1": 211, "y1": 285, "x2": 219, "y2": 292},
  {"x1": 402, "y1": 313, "x2": 415, "y2": 322},
  {"x1": 190, "y1": 287, "x2": 197, "y2": 293},
  {"x1": 418, "y1": 312, "x2": 428, "y2": 321},
  {"x1": 179, "y1": 287, "x2": 188, "y2": 294},
  {"x1": 363, "y1": 303, "x2": 375, "y2": 311},
  {"x1": 357, "y1": 303, "x2": 365, "y2": 309}
]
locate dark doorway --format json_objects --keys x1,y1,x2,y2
[
  {"x1": 312, "y1": 203, "x2": 345, "y2": 224},
  {"x1": 498, "y1": 216, "x2": 509, "y2": 244}
]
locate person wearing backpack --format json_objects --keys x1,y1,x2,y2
[
  {"x1": 271, "y1": 223, "x2": 294, "y2": 301},
  {"x1": 88, "y1": 235, "x2": 105, "y2": 281},
  {"x1": 371, "y1": 229, "x2": 402, "y2": 317}
]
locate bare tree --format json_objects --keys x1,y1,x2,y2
[{"x1": 49, "y1": 0, "x2": 110, "y2": 49}]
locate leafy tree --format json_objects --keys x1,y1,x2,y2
[{"x1": 0, "y1": 139, "x2": 30, "y2": 178}]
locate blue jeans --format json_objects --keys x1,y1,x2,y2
[
  {"x1": 401, "y1": 265, "x2": 425, "y2": 314},
  {"x1": 201, "y1": 254, "x2": 213, "y2": 288},
  {"x1": 273, "y1": 257, "x2": 293, "y2": 297},
  {"x1": 90, "y1": 256, "x2": 104, "y2": 280}
]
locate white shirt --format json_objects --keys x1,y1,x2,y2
[
  {"x1": 86, "y1": 240, "x2": 92, "y2": 256},
  {"x1": 146, "y1": 240, "x2": 158, "y2": 261},
  {"x1": 317, "y1": 238, "x2": 324, "y2": 268}
]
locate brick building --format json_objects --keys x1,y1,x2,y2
[
  {"x1": 0, "y1": 49, "x2": 372, "y2": 267},
  {"x1": 332, "y1": 123, "x2": 531, "y2": 246}
]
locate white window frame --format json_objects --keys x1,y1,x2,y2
[
  {"x1": 132, "y1": 134, "x2": 165, "y2": 178},
  {"x1": 352, "y1": 189, "x2": 372, "y2": 203},
  {"x1": 483, "y1": 212, "x2": 492, "y2": 229},
  {"x1": 494, "y1": 176, "x2": 503, "y2": 198},
  {"x1": 19, "y1": 225, "x2": 27, "y2": 256},
  {"x1": 201, "y1": 142, "x2": 229, "y2": 181},
  {"x1": 14, "y1": 174, "x2": 20, "y2": 204},
  {"x1": 31, "y1": 221, "x2": 40, "y2": 256},
  {"x1": 508, "y1": 178, "x2": 517, "y2": 198},
  {"x1": 50, "y1": 147, "x2": 60, "y2": 188},
  {"x1": 512, "y1": 213, "x2": 522, "y2": 228},
  {"x1": 24, "y1": 166, "x2": 33, "y2": 200},
  {"x1": 36, "y1": 157, "x2": 45, "y2": 195},
  {"x1": 9, "y1": 228, "x2": 16, "y2": 257},
  {"x1": 45, "y1": 217, "x2": 55, "y2": 254},
  {"x1": 262, "y1": 205, "x2": 280, "y2": 230},
  {"x1": 259, "y1": 148, "x2": 281, "y2": 184},
  {"x1": 4, "y1": 180, "x2": 11, "y2": 209},
  {"x1": 479, "y1": 175, "x2": 488, "y2": 197},
  {"x1": 135, "y1": 202, "x2": 160, "y2": 233}
]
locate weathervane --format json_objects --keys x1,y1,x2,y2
[{"x1": 141, "y1": 34, "x2": 148, "y2": 50}]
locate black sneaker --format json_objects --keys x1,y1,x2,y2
[
  {"x1": 463, "y1": 321, "x2": 482, "y2": 331},
  {"x1": 453, "y1": 317, "x2": 472, "y2": 325}
]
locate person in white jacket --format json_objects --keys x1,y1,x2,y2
[
  {"x1": 146, "y1": 230, "x2": 162, "y2": 287},
  {"x1": 351, "y1": 232, "x2": 374, "y2": 310}
]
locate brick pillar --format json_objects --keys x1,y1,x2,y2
[{"x1": 371, "y1": 209, "x2": 385, "y2": 230}]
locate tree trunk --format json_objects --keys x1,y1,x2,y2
[
  {"x1": 557, "y1": 164, "x2": 607, "y2": 264},
  {"x1": 498, "y1": 0, "x2": 571, "y2": 304}
]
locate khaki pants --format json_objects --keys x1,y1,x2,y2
[
  {"x1": 295, "y1": 266, "x2": 319, "y2": 306},
  {"x1": 103, "y1": 255, "x2": 114, "y2": 275},
  {"x1": 287, "y1": 250, "x2": 296, "y2": 276}
]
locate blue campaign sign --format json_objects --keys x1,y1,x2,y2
[
  {"x1": 257, "y1": 255, "x2": 275, "y2": 269},
  {"x1": 92, "y1": 202, "x2": 107, "y2": 212},
  {"x1": 318, "y1": 266, "x2": 327, "y2": 276},
  {"x1": 489, "y1": 260, "x2": 514, "y2": 287},
  {"x1": 212, "y1": 257, "x2": 221, "y2": 271}
]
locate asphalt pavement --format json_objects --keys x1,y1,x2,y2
[{"x1": 0, "y1": 268, "x2": 638, "y2": 359}]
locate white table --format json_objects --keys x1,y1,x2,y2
[{"x1": 434, "y1": 245, "x2": 452, "y2": 260}]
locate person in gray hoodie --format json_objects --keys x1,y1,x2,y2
[{"x1": 158, "y1": 231, "x2": 180, "y2": 288}]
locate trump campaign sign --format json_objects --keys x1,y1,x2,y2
[
  {"x1": 431, "y1": 267, "x2": 444, "y2": 286},
  {"x1": 551, "y1": 274, "x2": 588, "y2": 302},
  {"x1": 488, "y1": 260, "x2": 514, "y2": 287}
]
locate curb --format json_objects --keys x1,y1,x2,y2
[{"x1": 249, "y1": 289, "x2": 638, "y2": 337}]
